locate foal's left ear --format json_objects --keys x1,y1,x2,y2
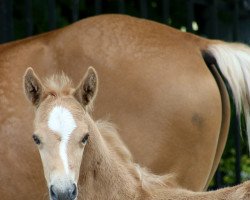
[
  {"x1": 74, "y1": 67, "x2": 98, "y2": 107},
  {"x1": 23, "y1": 67, "x2": 44, "y2": 107}
]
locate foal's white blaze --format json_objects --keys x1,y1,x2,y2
[{"x1": 48, "y1": 106, "x2": 77, "y2": 174}]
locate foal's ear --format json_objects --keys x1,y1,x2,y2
[
  {"x1": 23, "y1": 67, "x2": 44, "y2": 106},
  {"x1": 74, "y1": 67, "x2": 98, "y2": 107}
]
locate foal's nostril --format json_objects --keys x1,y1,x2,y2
[
  {"x1": 69, "y1": 183, "x2": 77, "y2": 199},
  {"x1": 49, "y1": 183, "x2": 77, "y2": 200},
  {"x1": 50, "y1": 185, "x2": 58, "y2": 200}
]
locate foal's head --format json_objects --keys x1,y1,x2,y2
[{"x1": 23, "y1": 67, "x2": 98, "y2": 200}]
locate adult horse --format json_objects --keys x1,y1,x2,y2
[{"x1": 0, "y1": 14, "x2": 250, "y2": 199}]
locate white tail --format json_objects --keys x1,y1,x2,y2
[{"x1": 208, "y1": 43, "x2": 250, "y2": 146}]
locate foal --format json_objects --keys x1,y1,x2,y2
[{"x1": 23, "y1": 67, "x2": 250, "y2": 200}]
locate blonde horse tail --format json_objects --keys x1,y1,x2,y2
[{"x1": 207, "y1": 42, "x2": 250, "y2": 147}]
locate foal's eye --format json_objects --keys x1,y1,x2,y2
[
  {"x1": 82, "y1": 133, "x2": 89, "y2": 144},
  {"x1": 32, "y1": 135, "x2": 41, "y2": 145}
]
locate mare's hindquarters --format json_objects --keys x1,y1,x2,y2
[{"x1": 202, "y1": 42, "x2": 250, "y2": 188}]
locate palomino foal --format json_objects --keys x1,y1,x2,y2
[
  {"x1": 23, "y1": 67, "x2": 98, "y2": 199},
  {"x1": 24, "y1": 67, "x2": 250, "y2": 200}
]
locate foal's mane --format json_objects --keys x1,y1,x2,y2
[
  {"x1": 96, "y1": 120, "x2": 176, "y2": 192},
  {"x1": 44, "y1": 73, "x2": 176, "y2": 191}
]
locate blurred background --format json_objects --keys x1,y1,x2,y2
[
  {"x1": 0, "y1": 0, "x2": 250, "y2": 189},
  {"x1": 1, "y1": 0, "x2": 250, "y2": 44}
]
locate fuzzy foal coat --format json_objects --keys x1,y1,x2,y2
[{"x1": 27, "y1": 73, "x2": 250, "y2": 200}]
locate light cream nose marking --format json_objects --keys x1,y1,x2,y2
[{"x1": 48, "y1": 106, "x2": 77, "y2": 174}]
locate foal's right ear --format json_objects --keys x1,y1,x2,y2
[{"x1": 23, "y1": 67, "x2": 44, "y2": 106}]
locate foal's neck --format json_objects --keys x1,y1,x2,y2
[{"x1": 78, "y1": 115, "x2": 140, "y2": 200}]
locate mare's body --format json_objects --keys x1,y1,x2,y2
[{"x1": 1, "y1": 14, "x2": 250, "y2": 199}]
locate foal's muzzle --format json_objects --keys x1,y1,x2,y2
[{"x1": 50, "y1": 183, "x2": 77, "y2": 200}]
